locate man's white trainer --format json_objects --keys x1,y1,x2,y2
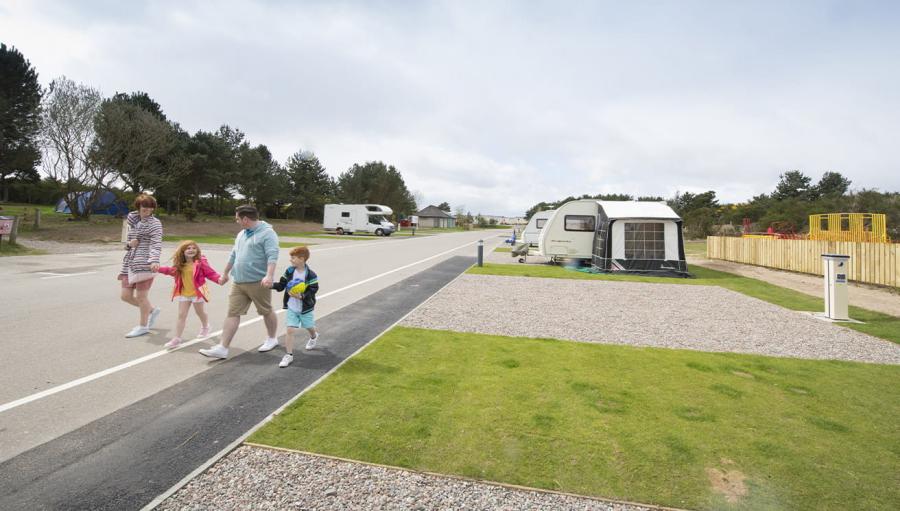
[
  {"x1": 199, "y1": 344, "x2": 229, "y2": 359},
  {"x1": 125, "y1": 326, "x2": 150, "y2": 338},
  {"x1": 147, "y1": 307, "x2": 161, "y2": 328},
  {"x1": 258, "y1": 338, "x2": 279, "y2": 352},
  {"x1": 279, "y1": 354, "x2": 294, "y2": 368}
]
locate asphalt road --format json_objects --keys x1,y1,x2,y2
[
  {"x1": 0, "y1": 230, "x2": 501, "y2": 473},
  {"x1": 0, "y1": 253, "x2": 479, "y2": 511}
]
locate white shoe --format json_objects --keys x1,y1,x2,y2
[
  {"x1": 199, "y1": 344, "x2": 229, "y2": 359},
  {"x1": 279, "y1": 354, "x2": 294, "y2": 368},
  {"x1": 258, "y1": 338, "x2": 279, "y2": 352},
  {"x1": 125, "y1": 326, "x2": 150, "y2": 338},
  {"x1": 147, "y1": 307, "x2": 161, "y2": 328},
  {"x1": 305, "y1": 335, "x2": 318, "y2": 350}
]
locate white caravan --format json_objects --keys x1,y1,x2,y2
[
  {"x1": 538, "y1": 199, "x2": 688, "y2": 275},
  {"x1": 537, "y1": 200, "x2": 600, "y2": 260},
  {"x1": 521, "y1": 209, "x2": 555, "y2": 247},
  {"x1": 323, "y1": 204, "x2": 396, "y2": 236}
]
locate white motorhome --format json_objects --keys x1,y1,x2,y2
[
  {"x1": 521, "y1": 210, "x2": 555, "y2": 247},
  {"x1": 538, "y1": 199, "x2": 688, "y2": 276},
  {"x1": 323, "y1": 204, "x2": 396, "y2": 236}
]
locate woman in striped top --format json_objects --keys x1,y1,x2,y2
[{"x1": 119, "y1": 193, "x2": 164, "y2": 338}]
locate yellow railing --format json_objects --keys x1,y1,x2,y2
[
  {"x1": 706, "y1": 236, "x2": 900, "y2": 288},
  {"x1": 808, "y1": 213, "x2": 890, "y2": 243}
]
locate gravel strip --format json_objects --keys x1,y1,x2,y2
[
  {"x1": 401, "y1": 274, "x2": 900, "y2": 364},
  {"x1": 158, "y1": 445, "x2": 657, "y2": 511}
]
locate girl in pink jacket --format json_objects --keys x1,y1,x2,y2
[{"x1": 157, "y1": 240, "x2": 223, "y2": 348}]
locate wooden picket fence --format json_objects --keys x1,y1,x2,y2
[{"x1": 706, "y1": 236, "x2": 900, "y2": 288}]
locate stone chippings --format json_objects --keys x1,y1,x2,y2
[
  {"x1": 158, "y1": 445, "x2": 654, "y2": 511},
  {"x1": 400, "y1": 274, "x2": 900, "y2": 365}
]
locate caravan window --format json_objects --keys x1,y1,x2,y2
[
  {"x1": 624, "y1": 222, "x2": 665, "y2": 260},
  {"x1": 341, "y1": 212, "x2": 350, "y2": 218},
  {"x1": 564, "y1": 215, "x2": 595, "y2": 232},
  {"x1": 368, "y1": 215, "x2": 385, "y2": 223},
  {"x1": 536, "y1": 219, "x2": 547, "y2": 229}
]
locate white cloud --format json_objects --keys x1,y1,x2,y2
[{"x1": 2, "y1": 0, "x2": 898, "y2": 215}]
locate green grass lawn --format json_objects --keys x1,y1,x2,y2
[
  {"x1": 684, "y1": 239, "x2": 708, "y2": 257},
  {"x1": 468, "y1": 263, "x2": 900, "y2": 344},
  {"x1": 280, "y1": 231, "x2": 376, "y2": 240},
  {"x1": 494, "y1": 246, "x2": 512, "y2": 252},
  {"x1": 251, "y1": 326, "x2": 900, "y2": 510},
  {"x1": 0, "y1": 241, "x2": 46, "y2": 256},
  {"x1": 163, "y1": 235, "x2": 312, "y2": 249}
]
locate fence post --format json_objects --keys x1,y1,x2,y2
[
  {"x1": 9, "y1": 216, "x2": 20, "y2": 244},
  {"x1": 34, "y1": 208, "x2": 41, "y2": 230}
]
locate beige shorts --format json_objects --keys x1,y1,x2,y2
[{"x1": 227, "y1": 282, "x2": 273, "y2": 316}]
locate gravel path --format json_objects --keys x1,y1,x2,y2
[
  {"x1": 401, "y1": 274, "x2": 900, "y2": 365},
  {"x1": 159, "y1": 445, "x2": 658, "y2": 511}
]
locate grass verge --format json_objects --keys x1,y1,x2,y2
[
  {"x1": 164, "y1": 235, "x2": 312, "y2": 248},
  {"x1": 0, "y1": 242, "x2": 46, "y2": 256},
  {"x1": 467, "y1": 263, "x2": 900, "y2": 344},
  {"x1": 250, "y1": 326, "x2": 900, "y2": 510}
]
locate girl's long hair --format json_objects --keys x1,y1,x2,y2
[{"x1": 172, "y1": 240, "x2": 202, "y2": 272}]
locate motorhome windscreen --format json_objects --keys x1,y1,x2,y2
[
  {"x1": 624, "y1": 222, "x2": 665, "y2": 260},
  {"x1": 369, "y1": 215, "x2": 386, "y2": 223},
  {"x1": 536, "y1": 219, "x2": 547, "y2": 229},
  {"x1": 564, "y1": 215, "x2": 595, "y2": 232}
]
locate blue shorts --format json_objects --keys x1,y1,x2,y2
[{"x1": 286, "y1": 308, "x2": 315, "y2": 329}]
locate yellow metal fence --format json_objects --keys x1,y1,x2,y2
[{"x1": 706, "y1": 236, "x2": 900, "y2": 288}]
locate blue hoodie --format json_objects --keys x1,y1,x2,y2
[{"x1": 228, "y1": 221, "x2": 279, "y2": 283}]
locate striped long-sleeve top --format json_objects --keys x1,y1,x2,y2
[{"x1": 120, "y1": 211, "x2": 163, "y2": 277}]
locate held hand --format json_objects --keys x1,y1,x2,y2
[
  {"x1": 219, "y1": 274, "x2": 229, "y2": 285},
  {"x1": 261, "y1": 276, "x2": 273, "y2": 288},
  {"x1": 129, "y1": 239, "x2": 139, "y2": 249},
  {"x1": 150, "y1": 263, "x2": 160, "y2": 273}
]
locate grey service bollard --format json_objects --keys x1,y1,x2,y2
[{"x1": 477, "y1": 239, "x2": 484, "y2": 267}]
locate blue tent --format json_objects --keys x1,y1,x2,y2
[{"x1": 55, "y1": 191, "x2": 129, "y2": 216}]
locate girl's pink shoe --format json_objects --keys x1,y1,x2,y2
[
  {"x1": 165, "y1": 337, "x2": 182, "y2": 349},
  {"x1": 198, "y1": 326, "x2": 210, "y2": 338}
]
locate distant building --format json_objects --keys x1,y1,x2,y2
[
  {"x1": 415, "y1": 205, "x2": 456, "y2": 228},
  {"x1": 481, "y1": 214, "x2": 527, "y2": 226}
]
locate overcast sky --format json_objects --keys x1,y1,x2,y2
[{"x1": 2, "y1": 0, "x2": 898, "y2": 216}]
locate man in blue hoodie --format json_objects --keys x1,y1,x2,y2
[{"x1": 200, "y1": 205, "x2": 279, "y2": 359}]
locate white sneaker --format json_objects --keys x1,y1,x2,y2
[
  {"x1": 279, "y1": 354, "x2": 294, "y2": 368},
  {"x1": 305, "y1": 335, "x2": 318, "y2": 350},
  {"x1": 147, "y1": 307, "x2": 161, "y2": 328},
  {"x1": 257, "y1": 338, "x2": 279, "y2": 352},
  {"x1": 199, "y1": 344, "x2": 229, "y2": 359},
  {"x1": 125, "y1": 326, "x2": 150, "y2": 338}
]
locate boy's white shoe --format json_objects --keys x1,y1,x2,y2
[
  {"x1": 305, "y1": 335, "x2": 318, "y2": 350},
  {"x1": 279, "y1": 354, "x2": 294, "y2": 368},
  {"x1": 147, "y1": 307, "x2": 161, "y2": 328},
  {"x1": 199, "y1": 344, "x2": 229, "y2": 359},
  {"x1": 125, "y1": 326, "x2": 150, "y2": 338},
  {"x1": 258, "y1": 338, "x2": 279, "y2": 352}
]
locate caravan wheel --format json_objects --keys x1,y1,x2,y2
[{"x1": 336, "y1": 228, "x2": 344, "y2": 235}]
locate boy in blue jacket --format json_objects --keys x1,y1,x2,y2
[{"x1": 269, "y1": 245, "x2": 319, "y2": 367}]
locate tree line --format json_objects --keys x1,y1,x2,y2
[
  {"x1": 526, "y1": 171, "x2": 900, "y2": 239},
  {"x1": 0, "y1": 43, "x2": 417, "y2": 221}
]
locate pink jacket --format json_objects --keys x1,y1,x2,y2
[{"x1": 158, "y1": 256, "x2": 222, "y2": 302}]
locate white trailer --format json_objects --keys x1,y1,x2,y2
[
  {"x1": 521, "y1": 209, "x2": 555, "y2": 247},
  {"x1": 537, "y1": 200, "x2": 599, "y2": 260},
  {"x1": 323, "y1": 204, "x2": 396, "y2": 236}
]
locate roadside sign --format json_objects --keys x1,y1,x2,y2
[{"x1": 0, "y1": 217, "x2": 13, "y2": 234}]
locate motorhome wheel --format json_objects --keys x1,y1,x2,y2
[{"x1": 336, "y1": 228, "x2": 344, "y2": 235}]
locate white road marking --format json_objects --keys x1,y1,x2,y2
[
  {"x1": 0, "y1": 238, "x2": 483, "y2": 414},
  {"x1": 39, "y1": 271, "x2": 98, "y2": 279}
]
